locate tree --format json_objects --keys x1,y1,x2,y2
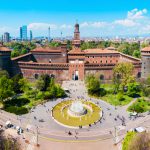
[
  {"x1": 0, "y1": 70, "x2": 9, "y2": 78},
  {"x1": 19, "y1": 78, "x2": 30, "y2": 93},
  {"x1": 12, "y1": 74, "x2": 23, "y2": 94},
  {"x1": 113, "y1": 62, "x2": 135, "y2": 92},
  {"x1": 0, "y1": 130, "x2": 20, "y2": 150},
  {"x1": 35, "y1": 74, "x2": 51, "y2": 91},
  {"x1": 133, "y1": 50, "x2": 141, "y2": 58},
  {"x1": 0, "y1": 76, "x2": 14, "y2": 101},
  {"x1": 49, "y1": 41, "x2": 61, "y2": 48},
  {"x1": 86, "y1": 74, "x2": 101, "y2": 96},
  {"x1": 128, "y1": 132, "x2": 150, "y2": 150},
  {"x1": 127, "y1": 82, "x2": 141, "y2": 97}
]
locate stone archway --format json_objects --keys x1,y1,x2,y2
[
  {"x1": 100, "y1": 74, "x2": 104, "y2": 80},
  {"x1": 137, "y1": 72, "x2": 141, "y2": 78},
  {"x1": 72, "y1": 71, "x2": 79, "y2": 80}
]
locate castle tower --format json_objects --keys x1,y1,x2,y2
[
  {"x1": 0, "y1": 44, "x2": 12, "y2": 75},
  {"x1": 141, "y1": 46, "x2": 150, "y2": 78},
  {"x1": 72, "y1": 23, "x2": 81, "y2": 49}
]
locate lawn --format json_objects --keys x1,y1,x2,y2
[
  {"x1": 96, "y1": 84, "x2": 133, "y2": 106},
  {"x1": 101, "y1": 94, "x2": 133, "y2": 106},
  {"x1": 122, "y1": 131, "x2": 137, "y2": 150},
  {"x1": 127, "y1": 98, "x2": 150, "y2": 113}
]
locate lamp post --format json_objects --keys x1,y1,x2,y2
[{"x1": 35, "y1": 125, "x2": 40, "y2": 147}]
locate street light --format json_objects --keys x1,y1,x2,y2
[{"x1": 35, "y1": 125, "x2": 40, "y2": 147}]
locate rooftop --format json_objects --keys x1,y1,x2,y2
[
  {"x1": 68, "y1": 48, "x2": 85, "y2": 54},
  {"x1": 31, "y1": 47, "x2": 62, "y2": 53},
  {"x1": 0, "y1": 45, "x2": 11, "y2": 52},
  {"x1": 84, "y1": 48, "x2": 119, "y2": 54},
  {"x1": 141, "y1": 46, "x2": 150, "y2": 52}
]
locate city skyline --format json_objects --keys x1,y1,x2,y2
[{"x1": 0, "y1": 0, "x2": 150, "y2": 37}]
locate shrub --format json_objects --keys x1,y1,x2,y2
[
  {"x1": 117, "y1": 93, "x2": 125, "y2": 101},
  {"x1": 44, "y1": 91, "x2": 53, "y2": 100},
  {"x1": 5, "y1": 106, "x2": 28, "y2": 115},
  {"x1": 128, "y1": 98, "x2": 150, "y2": 113},
  {"x1": 99, "y1": 88, "x2": 107, "y2": 97},
  {"x1": 36, "y1": 91, "x2": 44, "y2": 99},
  {"x1": 4, "y1": 98, "x2": 30, "y2": 107}
]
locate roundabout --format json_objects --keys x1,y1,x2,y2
[{"x1": 52, "y1": 100, "x2": 102, "y2": 128}]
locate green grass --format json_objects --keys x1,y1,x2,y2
[
  {"x1": 122, "y1": 131, "x2": 137, "y2": 150},
  {"x1": 91, "y1": 83, "x2": 133, "y2": 106},
  {"x1": 52, "y1": 100, "x2": 101, "y2": 127},
  {"x1": 128, "y1": 98, "x2": 150, "y2": 113},
  {"x1": 101, "y1": 94, "x2": 133, "y2": 106},
  {"x1": 101, "y1": 84, "x2": 115, "y2": 92}
]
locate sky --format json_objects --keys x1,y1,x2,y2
[{"x1": 0, "y1": 0, "x2": 150, "y2": 37}]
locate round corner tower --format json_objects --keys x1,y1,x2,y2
[
  {"x1": 141, "y1": 46, "x2": 150, "y2": 78},
  {"x1": 0, "y1": 47, "x2": 12, "y2": 76}
]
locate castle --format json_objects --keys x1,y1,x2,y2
[{"x1": 0, "y1": 23, "x2": 144, "y2": 81}]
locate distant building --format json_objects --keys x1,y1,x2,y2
[
  {"x1": 3, "y1": 32, "x2": 10, "y2": 43},
  {"x1": 30, "y1": 30, "x2": 33, "y2": 41},
  {"x1": 20, "y1": 25, "x2": 27, "y2": 41}
]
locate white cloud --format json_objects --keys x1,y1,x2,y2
[
  {"x1": 80, "y1": 21, "x2": 107, "y2": 28},
  {"x1": 91, "y1": 22, "x2": 107, "y2": 28},
  {"x1": 114, "y1": 19, "x2": 137, "y2": 27},
  {"x1": 28, "y1": 23, "x2": 57, "y2": 30},
  {"x1": 80, "y1": 22, "x2": 89, "y2": 28},
  {"x1": 112, "y1": 8, "x2": 148, "y2": 28},
  {"x1": 127, "y1": 8, "x2": 147, "y2": 20},
  {"x1": 60, "y1": 24, "x2": 72, "y2": 29}
]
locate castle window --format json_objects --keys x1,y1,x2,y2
[
  {"x1": 34, "y1": 74, "x2": 39, "y2": 79},
  {"x1": 93, "y1": 56, "x2": 94, "y2": 58},
  {"x1": 110, "y1": 60, "x2": 112, "y2": 63},
  {"x1": 101, "y1": 60, "x2": 102, "y2": 63},
  {"x1": 51, "y1": 74, "x2": 55, "y2": 78},
  {"x1": 106, "y1": 60, "x2": 107, "y2": 63},
  {"x1": 100, "y1": 74, "x2": 104, "y2": 80}
]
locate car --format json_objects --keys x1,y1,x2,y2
[{"x1": 134, "y1": 127, "x2": 146, "y2": 133}]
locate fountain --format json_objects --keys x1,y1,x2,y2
[
  {"x1": 52, "y1": 100, "x2": 102, "y2": 127},
  {"x1": 68, "y1": 101, "x2": 87, "y2": 117}
]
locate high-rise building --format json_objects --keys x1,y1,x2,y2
[
  {"x1": 3, "y1": 32, "x2": 10, "y2": 43},
  {"x1": 30, "y1": 30, "x2": 33, "y2": 41},
  {"x1": 20, "y1": 25, "x2": 27, "y2": 41}
]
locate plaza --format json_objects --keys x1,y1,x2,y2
[{"x1": 0, "y1": 80, "x2": 149, "y2": 150}]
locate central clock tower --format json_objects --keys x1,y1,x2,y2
[{"x1": 72, "y1": 23, "x2": 81, "y2": 49}]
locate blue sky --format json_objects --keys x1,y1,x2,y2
[{"x1": 0, "y1": 0, "x2": 150, "y2": 37}]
